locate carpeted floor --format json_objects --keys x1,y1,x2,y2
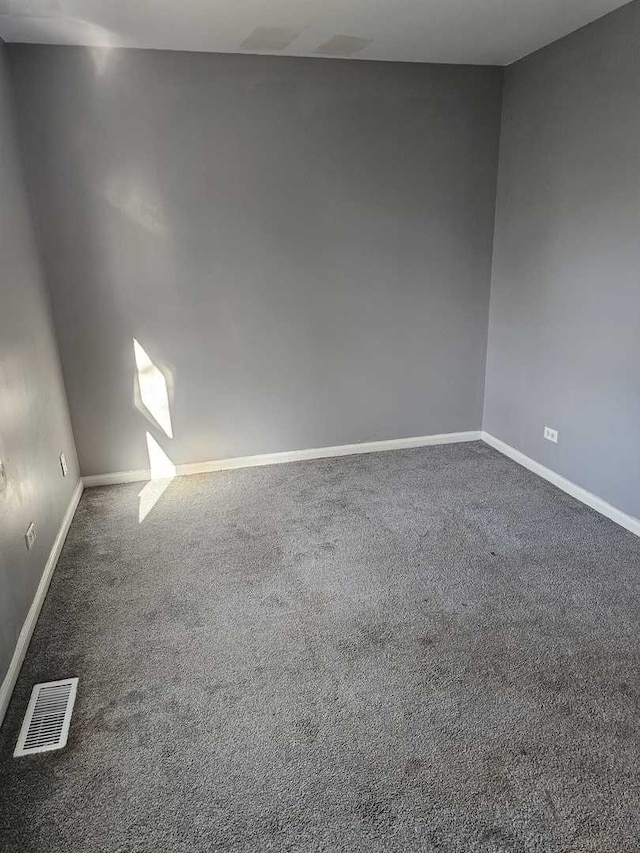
[{"x1": 1, "y1": 441, "x2": 639, "y2": 852}]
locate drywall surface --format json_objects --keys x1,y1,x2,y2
[
  {"x1": 7, "y1": 47, "x2": 502, "y2": 476},
  {"x1": 484, "y1": 1, "x2": 640, "y2": 519},
  {"x1": 0, "y1": 40, "x2": 79, "y2": 685}
]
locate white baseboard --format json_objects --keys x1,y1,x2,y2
[
  {"x1": 482, "y1": 432, "x2": 640, "y2": 538},
  {"x1": 83, "y1": 431, "x2": 483, "y2": 488},
  {"x1": 0, "y1": 479, "x2": 84, "y2": 726}
]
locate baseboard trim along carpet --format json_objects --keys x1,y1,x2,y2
[
  {"x1": 0, "y1": 480, "x2": 84, "y2": 727},
  {"x1": 482, "y1": 432, "x2": 640, "y2": 538},
  {"x1": 82, "y1": 431, "x2": 483, "y2": 487},
  {"x1": 83, "y1": 431, "x2": 640, "y2": 539}
]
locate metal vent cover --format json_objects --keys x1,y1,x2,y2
[{"x1": 14, "y1": 678, "x2": 78, "y2": 757}]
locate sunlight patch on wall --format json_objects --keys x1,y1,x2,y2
[
  {"x1": 134, "y1": 338, "x2": 176, "y2": 523},
  {"x1": 104, "y1": 176, "x2": 165, "y2": 235},
  {"x1": 146, "y1": 431, "x2": 176, "y2": 478},
  {"x1": 90, "y1": 44, "x2": 114, "y2": 76},
  {"x1": 133, "y1": 339, "x2": 173, "y2": 438},
  {"x1": 138, "y1": 432, "x2": 176, "y2": 523}
]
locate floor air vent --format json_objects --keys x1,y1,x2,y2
[{"x1": 14, "y1": 678, "x2": 78, "y2": 757}]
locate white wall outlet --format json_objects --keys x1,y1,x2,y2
[
  {"x1": 60, "y1": 452, "x2": 68, "y2": 477},
  {"x1": 25, "y1": 522, "x2": 36, "y2": 551},
  {"x1": 0, "y1": 460, "x2": 6, "y2": 494},
  {"x1": 544, "y1": 426, "x2": 558, "y2": 443}
]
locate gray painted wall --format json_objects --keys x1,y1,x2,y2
[
  {"x1": 484, "y1": 0, "x2": 640, "y2": 519},
  {"x1": 7, "y1": 47, "x2": 503, "y2": 477},
  {"x1": 0, "y1": 40, "x2": 79, "y2": 684}
]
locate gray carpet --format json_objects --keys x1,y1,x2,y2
[{"x1": 1, "y1": 441, "x2": 639, "y2": 852}]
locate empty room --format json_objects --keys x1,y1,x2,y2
[{"x1": 0, "y1": 0, "x2": 639, "y2": 850}]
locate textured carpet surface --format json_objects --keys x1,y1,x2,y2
[{"x1": 1, "y1": 442, "x2": 639, "y2": 852}]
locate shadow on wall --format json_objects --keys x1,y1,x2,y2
[{"x1": 133, "y1": 339, "x2": 175, "y2": 522}]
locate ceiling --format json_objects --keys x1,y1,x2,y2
[{"x1": 0, "y1": 0, "x2": 632, "y2": 66}]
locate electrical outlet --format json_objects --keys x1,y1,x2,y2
[
  {"x1": 60, "y1": 452, "x2": 68, "y2": 477},
  {"x1": 544, "y1": 426, "x2": 558, "y2": 443},
  {"x1": 25, "y1": 522, "x2": 36, "y2": 551}
]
